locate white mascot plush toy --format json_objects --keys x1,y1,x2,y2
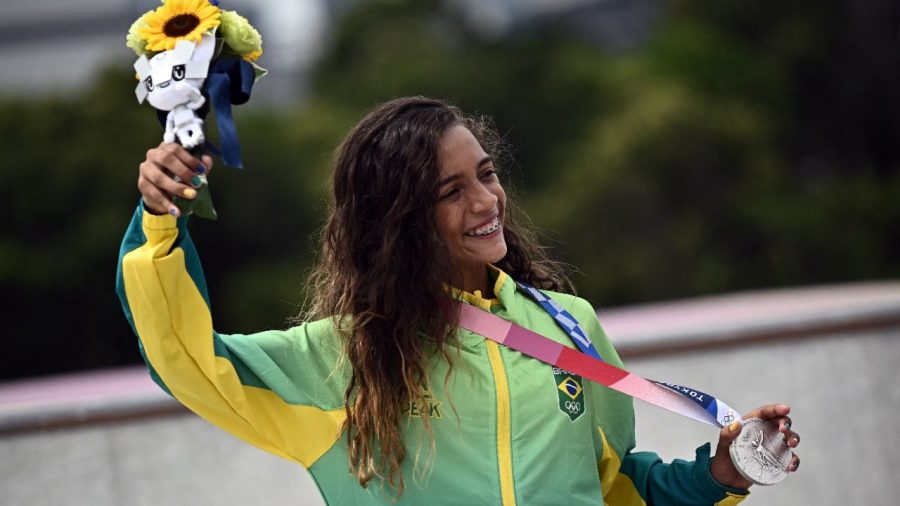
[{"x1": 133, "y1": 32, "x2": 216, "y2": 150}]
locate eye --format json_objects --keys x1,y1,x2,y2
[
  {"x1": 480, "y1": 168, "x2": 497, "y2": 180},
  {"x1": 172, "y1": 65, "x2": 186, "y2": 81},
  {"x1": 439, "y1": 188, "x2": 459, "y2": 201},
  {"x1": 145, "y1": 76, "x2": 154, "y2": 91}
]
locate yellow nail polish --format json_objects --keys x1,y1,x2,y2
[
  {"x1": 729, "y1": 421, "x2": 740, "y2": 432},
  {"x1": 183, "y1": 188, "x2": 197, "y2": 199}
]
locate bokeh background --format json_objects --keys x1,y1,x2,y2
[
  {"x1": 2, "y1": 0, "x2": 898, "y2": 380},
  {"x1": 1, "y1": 0, "x2": 899, "y2": 504}
]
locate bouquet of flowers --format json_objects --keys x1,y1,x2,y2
[{"x1": 127, "y1": 0, "x2": 266, "y2": 219}]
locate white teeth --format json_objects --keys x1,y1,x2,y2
[{"x1": 465, "y1": 217, "x2": 500, "y2": 237}]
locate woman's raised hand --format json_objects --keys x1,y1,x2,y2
[
  {"x1": 709, "y1": 403, "x2": 801, "y2": 489},
  {"x1": 138, "y1": 142, "x2": 213, "y2": 216}
]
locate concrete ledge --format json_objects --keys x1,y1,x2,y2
[
  {"x1": 600, "y1": 280, "x2": 900, "y2": 358},
  {"x1": 0, "y1": 367, "x2": 183, "y2": 436},
  {"x1": 2, "y1": 281, "x2": 898, "y2": 434}
]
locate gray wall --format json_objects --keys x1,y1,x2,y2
[
  {"x1": 628, "y1": 326, "x2": 900, "y2": 505},
  {"x1": 1, "y1": 415, "x2": 323, "y2": 505}
]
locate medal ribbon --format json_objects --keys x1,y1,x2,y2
[
  {"x1": 456, "y1": 284, "x2": 740, "y2": 428},
  {"x1": 516, "y1": 282, "x2": 604, "y2": 361}
]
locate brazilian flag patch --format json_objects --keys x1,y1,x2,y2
[{"x1": 552, "y1": 367, "x2": 585, "y2": 422}]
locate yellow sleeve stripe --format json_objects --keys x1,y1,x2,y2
[
  {"x1": 486, "y1": 341, "x2": 516, "y2": 506},
  {"x1": 122, "y1": 223, "x2": 344, "y2": 468},
  {"x1": 597, "y1": 427, "x2": 749, "y2": 505},
  {"x1": 598, "y1": 427, "x2": 646, "y2": 506},
  {"x1": 715, "y1": 492, "x2": 749, "y2": 506},
  {"x1": 597, "y1": 427, "x2": 619, "y2": 497}
]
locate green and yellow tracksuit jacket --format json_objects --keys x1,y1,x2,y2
[{"x1": 116, "y1": 205, "x2": 749, "y2": 505}]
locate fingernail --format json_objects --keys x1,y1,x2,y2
[
  {"x1": 168, "y1": 207, "x2": 179, "y2": 216},
  {"x1": 729, "y1": 421, "x2": 740, "y2": 432},
  {"x1": 784, "y1": 421, "x2": 791, "y2": 430},
  {"x1": 183, "y1": 188, "x2": 197, "y2": 199},
  {"x1": 195, "y1": 163, "x2": 207, "y2": 174},
  {"x1": 190, "y1": 176, "x2": 202, "y2": 187},
  {"x1": 790, "y1": 436, "x2": 800, "y2": 446}
]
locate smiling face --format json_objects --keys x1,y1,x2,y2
[{"x1": 434, "y1": 124, "x2": 508, "y2": 293}]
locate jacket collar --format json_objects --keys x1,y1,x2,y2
[{"x1": 449, "y1": 265, "x2": 514, "y2": 311}]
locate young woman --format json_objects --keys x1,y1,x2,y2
[{"x1": 117, "y1": 96, "x2": 800, "y2": 505}]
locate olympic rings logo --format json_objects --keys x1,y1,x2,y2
[{"x1": 564, "y1": 400, "x2": 582, "y2": 414}]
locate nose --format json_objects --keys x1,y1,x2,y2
[{"x1": 469, "y1": 181, "x2": 498, "y2": 213}]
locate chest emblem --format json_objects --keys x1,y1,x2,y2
[{"x1": 552, "y1": 367, "x2": 585, "y2": 422}]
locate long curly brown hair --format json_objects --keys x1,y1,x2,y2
[{"x1": 304, "y1": 96, "x2": 571, "y2": 495}]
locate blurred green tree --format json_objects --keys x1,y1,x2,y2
[{"x1": 1, "y1": 0, "x2": 897, "y2": 378}]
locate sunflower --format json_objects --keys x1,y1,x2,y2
[{"x1": 139, "y1": 0, "x2": 221, "y2": 52}]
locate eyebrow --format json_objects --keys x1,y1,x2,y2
[{"x1": 438, "y1": 156, "x2": 493, "y2": 186}]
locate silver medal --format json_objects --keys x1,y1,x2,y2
[{"x1": 728, "y1": 417, "x2": 792, "y2": 486}]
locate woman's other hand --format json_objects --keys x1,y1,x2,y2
[
  {"x1": 138, "y1": 142, "x2": 213, "y2": 216},
  {"x1": 709, "y1": 403, "x2": 801, "y2": 489}
]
